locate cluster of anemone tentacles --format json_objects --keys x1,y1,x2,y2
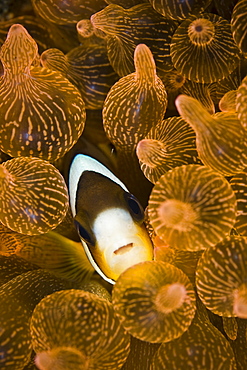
[{"x1": 0, "y1": 0, "x2": 247, "y2": 369}]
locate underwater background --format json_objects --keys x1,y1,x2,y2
[{"x1": 0, "y1": 0, "x2": 247, "y2": 369}]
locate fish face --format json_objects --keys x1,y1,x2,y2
[
  {"x1": 90, "y1": 207, "x2": 153, "y2": 281},
  {"x1": 69, "y1": 154, "x2": 153, "y2": 283}
]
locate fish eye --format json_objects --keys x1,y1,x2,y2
[
  {"x1": 74, "y1": 220, "x2": 95, "y2": 246},
  {"x1": 124, "y1": 192, "x2": 144, "y2": 222}
]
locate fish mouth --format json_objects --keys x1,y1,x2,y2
[{"x1": 114, "y1": 243, "x2": 134, "y2": 255}]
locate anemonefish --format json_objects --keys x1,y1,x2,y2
[{"x1": 69, "y1": 154, "x2": 153, "y2": 284}]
